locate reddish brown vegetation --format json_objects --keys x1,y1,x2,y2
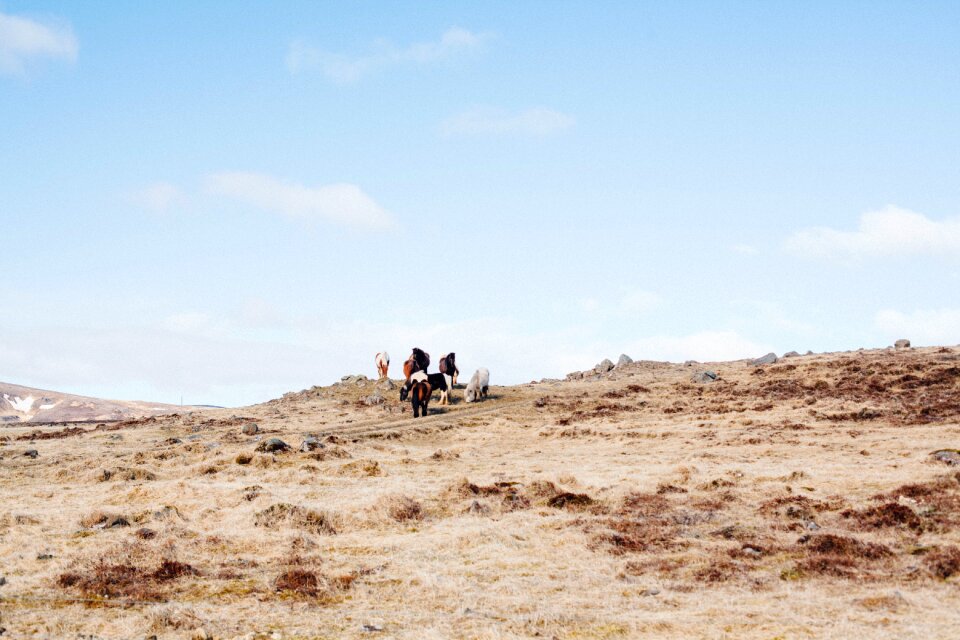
[{"x1": 58, "y1": 558, "x2": 197, "y2": 600}]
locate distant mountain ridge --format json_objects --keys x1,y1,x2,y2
[{"x1": 0, "y1": 381, "x2": 187, "y2": 424}]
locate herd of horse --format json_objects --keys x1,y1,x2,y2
[{"x1": 375, "y1": 349, "x2": 490, "y2": 418}]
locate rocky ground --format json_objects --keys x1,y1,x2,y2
[{"x1": 1, "y1": 346, "x2": 959, "y2": 639}]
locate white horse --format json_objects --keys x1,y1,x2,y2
[
  {"x1": 464, "y1": 368, "x2": 490, "y2": 403},
  {"x1": 375, "y1": 351, "x2": 390, "y2": 379}
]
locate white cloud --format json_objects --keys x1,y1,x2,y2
[
  {"x1": 127, "y1": 182, "x2": 184, "y2": 212},
  {"x1": 440, "y1": 107, "x2": 575, "y2": 136},
  {"x1": 286, "y1": 27, "x2": 489, "y2": 82},
  {"x1": 205, "y1": 171, "x2": 396, "y2": 231},
  {"x1": 874, "y1": 308, "x2": 960, "y2": 346},
  {"x1": 579, "y1": 290, "x2": 662, "y2": 318},
  {"x1": 785, "y1": 205, "x2": 960, "y2": 259},
  {"x1": 0, "y1": 10, "x2": 77, "y2": 75}
]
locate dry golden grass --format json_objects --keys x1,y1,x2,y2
[{"x1": 1, "y1": 347, "x2": 959, "y2": 638}]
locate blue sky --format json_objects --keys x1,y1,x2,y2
[{"x1": 2, "y1": 1, "x2": 959, "y2": 407}]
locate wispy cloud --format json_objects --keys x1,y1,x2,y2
[
  {"x1": 440, "y1": 107, "x2": 575, "y2": 136},
  {"x1": 205, "y1": 171, "x2": 396, "y2": 231},
  {"x1": 127, "y1": 182, "x2": 184, "y2": 212},
  {"x1": 875, "y1": 308, "x2": 960, "y2": 346},
  {"x1": 579, "y1": 290, "x2": 662, "y2": 318},
  {"x1": 785, "y1": 205, "x2": 960, "y2": 259},
  {"x1": 0, "y1": 10, "x2": 77, "y2": 75},
  {"x1": 286, "y1": 27, "x2": 490, "y2": 82}
]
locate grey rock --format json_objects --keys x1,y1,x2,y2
[
  {"x1": 804, "y1": 520, "x2": 821, "y2": 531},
  {"x1": 0, "y1": 576, "x2": 6, "y2": 586},
  {"x1": 23, "y1": 449, "x2": 38, "y2": 459},
  {"x1": 256, "y1": 437, "x2": 290, "y2": 453},
  {"x1": 691, "y1": 370, "x2": 718, "y2": 383},
  {"x1": 376, "y1": 378, "x2": 396, "y2": 391},
  {"x1": 640, "y1": 588, "x2": 660, "y2": 596},
  {"x1": 595, "y1": 359, "x2": 615, "y2": 373},
  {"x1": 566, "y1": 371, "x2": 584, "y2": 381},
  {"x1": 932, "y1": 449, "x2": 960, "y2": 466},
  {"x1": 241, "y1": 423, "x2": 259, "y2": 436},
  {"x1": 783, "y1": 351, "x2": 800, "y2": 358},
  {"x1": 806, "y1": 350, "x2": 814, "y2": 355},
  {"x1": 186, "y1": 435, "x2": 202, "y2": 441},
  {"x1": 364, "y1": 393, "x2": 385, "y2": 406},
  {"x1": 299, "y1": 437, "x2": 325, "y2": 452},
  {"x1": 751, "y1": 352, "x2": 778, "y2": 366},
  {"x1": 895, "y1": 339, "x2": 911, "y2": 350},
  {"x1": 37, "y1": 553, "x2": 53, "y2": 560},
  {"x1": 361, "y1": 624, "x2": 383, "y2": 633},
  {"x1": 684, "y1": 360, "x2": 698, "y2": 367},
  {"x1": 616, "y1": 354, "x2": 633, "y2": 367}
]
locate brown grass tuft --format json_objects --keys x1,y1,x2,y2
[{"x1": 254, "y1": 503, "x2": 337, "y2": 535}]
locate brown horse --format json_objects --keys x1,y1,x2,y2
[{"x1": 408, "y1": 380, "x2": 432, "y2": 418}]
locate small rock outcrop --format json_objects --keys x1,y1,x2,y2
[
  {"x1": 616, "y1": 354, "x2": 633, "y2": 367},
  {"x1": 256, "y1": 438, "x2": 290, "y2": 453},
  {"x1": 691, "y1": 370, "x2": 718, "y2": 383},
  {"x1": 931, "y1": 449, "x2": 960, "y2": 466},
  {"x1": 23, "y1": 449, "x2": 38, "y2": 459},
  {"x1": 751, "y1": 353, "x2": 778, "y2": 366},
  {"x1": 299, "y1": 437, "x2": 324, "y2": 452},
  {"x1": 783, "y1": 351, "x2": 800, "y2": 358},
  {"x1": 363, "y1": 393, "x2": 385, "y2": 406},
  {"x1": 566, "y1": 371, "x2": 584, "y2": 381},
  {"x1": 895, "y1": 339, "x2": 911, "y2": 350},
  {"x1": 241, "y1": 423, "x2": 259, "y2": 436},
  {"x1": 595, "y1": 359, "x2": 614, "y2": 374}
]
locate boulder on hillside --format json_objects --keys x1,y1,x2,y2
[
  {"x1": 895, "y1": 339, "x2": 911, "y2": 350},
  {"x1": 751, "y1": 353, "x2": 778, "y2": 366},
  {"x1": 595, "y1": 359, "x2": 615, "y2": 374},
  {"x1": 617, "y1": 354, "x2": 633, "y2": 367},
  {"x1": 783, "y1": 351, "x2": 800, "y2": 358},
  {"x1": 691, "y1": 370, "x2": 718, "y2": 383},
  {"x1": 256, "y1": 438, "x2": 290, "y2": 453},
  {"x1": 299, "y1": 437, "x2": 324, "y2": 453},
  {"x1": 241, "y1": 423, "x2": 259, "y2": 436}
]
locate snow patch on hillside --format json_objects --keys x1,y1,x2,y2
[{"x1": 3, "y1": 394, "x2": 36, "y2": 413}]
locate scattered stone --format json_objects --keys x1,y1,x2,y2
[
  {"x1": 804, "y1": 520, "x2": 821, "y2": 531},
  {"x1": 616, "y1": 354, "x2": 633, "y2": 367},
  {"x1": 751, "y1": 352, "x2": 778, "y2": 366},
  {"x1": 640, "y1": 588, "x2": 660, "y2": 597},
  {"x1": 164, "y1": 437, "x2": 182, "y2": 445},
  {"x1": 256, "y1": 438, "x2": 290, "y2": 453},
  {"x1": 376, "y1": 378, "x2": 396, "y2": 391},
  {"x1": 566, "y1": 371, "x2": 584, "y2": 381},
  {"x1": 691, "y1": 370, "x2": 718, "y2": 383},
  {"x1": 23, "y1": 449, "x2": 38, "y2": 459},
  {"x1": 135, "y1": 527, "x2": 157, "y2": 540},
  {"x1": 103, "y1": 516, "x2": 130, "y2": 529},
  {"x1": 931, "y1": 449, "x2": 960, "y2": 466},
  {"x1": 684, "y1": 360, "x2": 697, "y2": 367},
  {"x1": 895, "y1": 339, "x2": 911, "y2": 350},
  {"x1": 594, "y1": 359, "x2": 614, "y2": 374},
  {"x1": 742, "y1": 545, "x2": 763, "y2": 558},
  {"x1": 783, "y1": 351, "x2": 800, "y2": 358},
  {"x1": 241, "y1": 423, "x2": 259, "y2": 435},
  {"x1": 186, "y1": 435, "x2": 202, "y2": 441},
  {"x1": 464, "y1": 500, "x2": 491, "y2": 516},
  {"x1": 364, "y1": 393, "x2": 385, "y2": 406},
  {"x1": 361, "y1": 624, "x2": 384, "y2": 633},
  {"x1": 299, "y1": 437, "x2": 325, "y2": 452},
  {"x1": 0, "y1": 576, "x2": 6, "y2": 586},
  {"x1": 37, "y1": 553, "x2": 53, "y2": 560}
]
